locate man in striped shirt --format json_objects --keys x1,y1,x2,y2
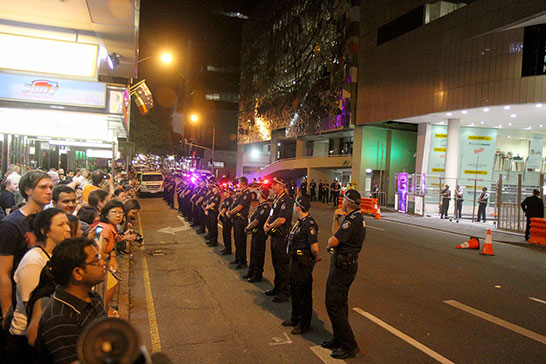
[{"x1": 37, "y1": 237, "x2": 107, "y2": 364}]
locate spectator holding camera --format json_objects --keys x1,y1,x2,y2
[{"x1": 82, "y1": 170, "x2": 114, "y2": 205}]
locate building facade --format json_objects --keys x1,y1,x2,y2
[
  {"x1": 354, "y1": 0, "x2": 546, "y2": 215},
  {"x1": 0, "y1": 0, "x2": 139, "y2": 174}
]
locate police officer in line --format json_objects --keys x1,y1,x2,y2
[
  {"x1": 182, "y1": 180, "x2": 194, "y2": 222},
  {"x1": 204, "y1": 183, "x2": 222, "y2": 246},
  {"x1": 190, "y1": 180, "x2": 205, "y2": 227},
  {"x1": 176, "y1": 179, "x2": 185, "y2": 216},
  {"x1": 226, "y1": 177, "x2": 252, "y2": 269},
  {"x1": 218, "y1": 187, "x2": 235, "y2": 255},
  {"x1": 243, "y1": 187, "x2": 271, "y2": 282},
  {"x1": 322, "y1": 189, "x2": 366, "y2": 359},
  {"x1": 521, "y1": 189, "x2": 545, "y2": 241},
  {"x1": 264, "y1": 177, "x2": 293, "y2": 303},
  {"x1": 198, "y1": 181, "x2": 214, "y2": 235},
  {"x1": 282, "y1": 195, "x2": 321, "y2": 335}
]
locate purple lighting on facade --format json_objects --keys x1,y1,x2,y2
[{"x1": 398, "y1": 172, "x2": 408, "y2": 213}]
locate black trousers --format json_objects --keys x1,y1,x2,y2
[
  {"x1": 4, "y1": 333, "x2": 32, "y2": 364},
  {"x1": 199, "y1": 207, "x2": 207, "y2": 231},
  {"x1": 477, "y1": 203, "x2": 487, "y2": 222},
  {"x1": 192, "y1": 203, "x2": 200, "y2": 226},
  {"x1": 325, "y1": 263, "x2": 358, "y2": 350},
  {"x1": 455, "y1": 200, "x2": 463, "y2": 219},
  {"x1": 333, "y1": 192, "x2": 340, "y2": 207},
  {"x1": 0, "y1": 326, "x2": 6, "y2": 364},
  {"x1": 441, "y1": 199, "x2": 450, "y2": 217},
  {"x1": 248, "y1": 232, "x2": 267, "y2": 278},
  {"x1": 525, "y1": 217, "x2": 531, "y2": 240},
  {"x1": 221, "y1": 216, "x2": 232, "y2": 252},
  {"x1": 310, "y1": 189, "x2": 316, "y2": 201},
  {"x1": 271, "y1": 235, "x2": 290, "y2": 297},
  {"x1": 290, "y1": 255, "x2": 315, "y2": 328},
  {"x1": 208, "y1": 211, "x2": 219, "y2": 243},
  {"x1": 232, "y1": 217, "x2": 248, "y2": 265}
]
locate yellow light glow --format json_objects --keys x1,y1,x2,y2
[
  {"x1": 161, "y1": 52, "x2": 173, "y2": 64},
  {"x1": 0, "y1": 33, "x2": 98, "y2": 79},
  {"x1": 255, "y1": 117, "x2": 271, "y2": 140},
  {"x1": 190, "y1": 114, "x2": 199, "y2": 122}
]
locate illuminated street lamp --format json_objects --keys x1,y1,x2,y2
[
  {"x1": 137, "y1": 51, "x2": 174, "y2": 65},
  {"x1": 190, "y1": 114, "x2": 199, "y2": 123}
]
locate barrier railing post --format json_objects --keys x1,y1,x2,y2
[
  {"x1": 517, "y1": 174, "x2": 522, "y2": 232},
  {"x1": 497, "y1": 174, "x2": 502, "y2": 229}
]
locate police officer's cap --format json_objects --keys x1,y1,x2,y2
[
  {"x1": 295, "y1": 195, "x2": 311, "y2": 212},
  {"x1": 272, "y1": 177, "x2": 286, "y2": 186},
  {"x1": 343, "y1": 189, "x2": 362, "y2": 204}
]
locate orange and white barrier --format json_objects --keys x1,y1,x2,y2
[
  {"x1": 480, "y1": 229, "x2": 495, "y2": 256},
  {"x1": 529, "y1": 218, "x2": 546, "y2": 246},
  {"x1": 456, "y1": 237, "x2": 480, "y2": 249}
]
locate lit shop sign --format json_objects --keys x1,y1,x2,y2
[
  {"x1": 0, "y1": 108, "x2": 110, "y2": 141},
  {"x1": 0, "y1": 33, "x2": 98, "y2": 78},
  {"x1": 0, "y1": 72, "x2": 106, "y2": 108}
]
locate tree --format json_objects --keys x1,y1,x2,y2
[
  {"x1": 129, "y1": 106, "x2": 175, "y2": 156},
  {"x1": 239, "y1": 0, "x2": 352, "y2": 144}
]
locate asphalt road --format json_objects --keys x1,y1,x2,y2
[{"x1": 129, "y1": 197, "x2": 546, "y2": 364}]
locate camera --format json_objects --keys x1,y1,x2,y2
[
  {"x1": 77, "y1": 317, "x2": 172, "y2": 364},
  {"x1": 134, "y1": 233, "x2": 144, "y2": 244}
]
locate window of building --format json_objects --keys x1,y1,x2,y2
[{"x1": 205, "y1": 92, "x2": 240, "y2": 103}]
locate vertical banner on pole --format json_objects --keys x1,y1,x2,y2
[{"x1": 528, "y1": 133, "x2": 545, "y2": 170}]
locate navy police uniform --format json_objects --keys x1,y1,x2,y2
[
  {"x1": 267, "y1": 188, "x2": 293, "y2": 298},
  {"x1": 325, "y1": 191, "x2": 366, "y2": 355},
  {"x1": 246, "y1": 200, "x2": 271, "y2": 280},
  {"x1": 287, "y1": 212, "x2": 318, "y2": 331},
  {"x1": 220, "y1": 194, "x2": 234, "y2": 253},
  {"x1": 206, "y1": 190, "x2": 221, "y2": 245},
  {"x1": 231, "y1": 188, "x2": 252, "y2": 266}
]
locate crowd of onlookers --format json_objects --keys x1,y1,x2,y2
[
  {"x1": 0, "y1": 165, "x2": 142, "y2": 364},
  {"x1": 253, "y1": 177, "x2": 346, "y2": 207}
]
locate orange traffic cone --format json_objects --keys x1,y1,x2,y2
[
  {"x1": 480, "y1": 229, "x2": 495, "y2": 255},
  {"x1": 375, "y1": 206, "x2": 381, "y2": 220},
  {"x1": 456, "y1": 236, "x2": 480, "y2": 249}
]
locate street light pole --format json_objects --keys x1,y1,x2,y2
[{"x1": 212, "y1": 123, "x2": 215, "y2": 177}]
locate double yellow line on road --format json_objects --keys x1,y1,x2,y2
[{"x1": 138, "y1": 212, "x2": 162, "y2": 352}]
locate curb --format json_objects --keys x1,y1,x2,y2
[
  {"x1": 378, "y1": 216, "x2": 545, "y2": 249},
  {"x1": 116, "y1": 245, "x2": 132, "y2": 320}
]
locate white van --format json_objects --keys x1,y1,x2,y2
[{"x1": 138, "y1": 172, "x2": 164, "y2": 196}]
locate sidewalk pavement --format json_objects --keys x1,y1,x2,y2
[{"x1": 378, "y1": 210, "x2": 533, "y2": 246}]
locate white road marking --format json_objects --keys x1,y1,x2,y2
[
  {"x1": 310, "y1": 345, "x2": 346, "y2": 363},
  {"x1": 157, "y1": 226, "x2": 191, "y2": 235},
  {"x1": 366, "y1": 225, "x2": 385, "y2": 231},
  {"x1": 444, "y1": 300, "x2": 546, "y2": 345},
  {"x1": 268, "y1": 332, "x2": 293, "y2": 346},
  {"x1": 353, "y1": 307, "x2": 456, "y2": 364},
  {"x1": 176, "y1": 215, "x2": 185, "y2": 223},
  {"x1": 529, "y1": 297, "x2": 546, "y2": 306},
  {"x1": 138, "y1": 213, "x2": 162, "y2": 352}
]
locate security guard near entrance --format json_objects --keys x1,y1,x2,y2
[
  {"x1": 521, "y1": 189, "x2": 545, "y2": 241},
  {"x1": 243, "y1": 187, "x2": 271, "y2": 282},
  {"x1": 227, "y1": 177, "x2": 252, "y2": 269},
  {"x1": 322, "y1": 189, "x2": 366, "y2": 359},
  {"x1": 264, "y1": 177, "x2": 293, "y2": 303},
  {"x1": 282, "y1": 195, "x2": 321, "y2": 335}
]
